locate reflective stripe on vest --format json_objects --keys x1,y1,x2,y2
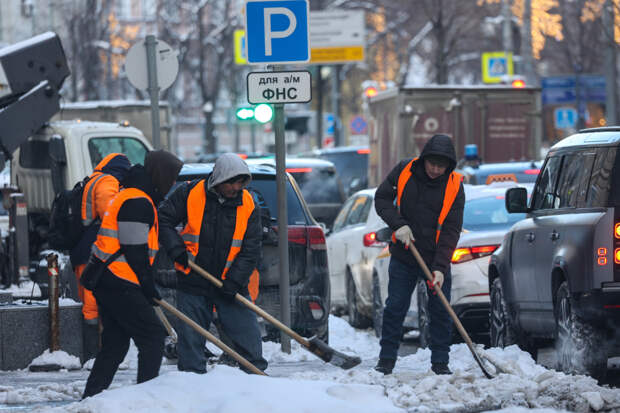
[
  {"x1": 174, "y1": 181, "x2": 260, "y2": 301},
  {"x1": 92, "y1": 188, "x2": 158, "y2": 285},
  {"x1": 81, "y1": 172, "x2": 110, "y2": 226},
  {"x1": 396, "y1": 158, "x2": 463, "y2": 243}
]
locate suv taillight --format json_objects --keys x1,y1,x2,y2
[
  {"x1": 451, "y1": 245, "x2": 499, "y2": 264},
  {"x1": 288, "y1": 225, "x2": 326, "y2": 250}
]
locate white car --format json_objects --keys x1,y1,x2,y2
[
  {"x1": 371, "y1": 183, "x2": 532, "y2": 342},
  {"x1": 326, "y1": 188, "x2": 387, "y2": 328}
]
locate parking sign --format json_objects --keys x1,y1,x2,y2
[{"x1": 245, "y1": 0, "x2": 310, "y2": 64}]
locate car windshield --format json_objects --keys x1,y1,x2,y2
[
  {"x1": 289, "y1": 168, "x2": 343, "y2": 204},
  {"x1": 318, "y1": 152, "x2": 368, "y2": 194},
  {"x1": 463, "y1": 195, "x2": 526, "y2": 231}
]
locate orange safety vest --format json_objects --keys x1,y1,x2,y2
[
  {"x1": 81, "y1": 171, "x2": 112, "y2": 226},
  {"x1": 92, "y1": 188, "x2": 159, "y2": 285},
  {"x1": 396, "y1": 158, "x2": 463, "y2": 243},
  {"x1": 174, "y1": 180, "x2": 260, "y2": 301}
]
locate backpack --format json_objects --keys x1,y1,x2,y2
[{"x1": 48, "y1": 176, "x2": 91, "y2": 251}]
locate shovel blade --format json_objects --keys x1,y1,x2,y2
[{"x1": 307, "y1": 336, "x2": 361, "y2": 370}]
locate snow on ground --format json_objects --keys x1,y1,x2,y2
[
  {"x1": 0, "y1": 280, "x2": 41, "y2": 297},
  {"x1": 2, "y1": 315, "x2": 618, "y2": 412},
  {"x1": 29, "y1": 350, "x2": 81, "y2": 370}
]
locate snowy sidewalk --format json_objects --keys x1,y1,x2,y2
[{"x1": 0, "y1": 316, "x2": 619, "y2": 412}]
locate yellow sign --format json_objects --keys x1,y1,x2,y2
[
  {"x1": 234, "y1": 29, "x2": 247, "y2": 65},
  {"x1": 310, "y1": 46, "x2": 364, "y2": 64},
  {"x1": 481, "y1": 52, "x2": 513, "y2": 84}
]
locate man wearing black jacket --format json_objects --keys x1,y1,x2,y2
[
  {"x1": 158, "y1": 153, "x2": 267, "y2": 374},
  {"x1": 374, "y1": 134, "x2": 465, "y2": 376},
  {"x1": 82, "y1": 150, "x2": 182, "y2": 398}
]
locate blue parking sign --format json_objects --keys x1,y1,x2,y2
[{"x1": 245, "y1": 0, "x2": 310, "y2": 64}]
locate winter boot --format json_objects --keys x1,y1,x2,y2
[
  {"x1": 431, "y1": 363, "x2": 452, "y2": 375},
  {"x1": 374, "y1": 358, "x2": 395, "y2": 375}
]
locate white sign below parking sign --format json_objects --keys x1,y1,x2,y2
[{"x1": 247, "y1": 71, "x2": 312, "y2": 104}]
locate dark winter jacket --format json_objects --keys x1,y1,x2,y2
[
  {"x1": 98, "y1": 154, "x2": 182, "y2": 293},
  {"x1": 70, "y1": 153, "x2": 131, "y2": 266},
  {"x1": 158, "y1": 180, "x2": 262, "y2": 297},
  {"x1": 374, "y1": 134, "x2": 465, "y2": 274}
]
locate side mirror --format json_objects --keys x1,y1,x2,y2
[
  {"x1": 505, "y1": 187, "x2": 528, "y2": 213},
  {"x1": 375, "y1": 226, "x2": 392, "y2": 242}
]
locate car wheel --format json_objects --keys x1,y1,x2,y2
[
  {"x1": 417, "y1": 278, "x2": 430, "y2": 348},
  {"x1": 555, "y1": 281, "x2": 607, "y2": 380},
  {"x1": 372, "y1": 273, "x2": 383, "y2": 338},
  {"x1": 490, "y1": 278, "x2": 518, "y2": 348},
  {"x1": 346, "y1": 272, "x2": 371, "y2": 329}
]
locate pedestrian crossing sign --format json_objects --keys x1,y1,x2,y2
[{"x1": 482, "y1": 52, "x2": 513, "y2": 84}]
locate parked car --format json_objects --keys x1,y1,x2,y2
[
  {"x1": 460, "y1": 161, "x2": 542, "y2": 185},
  {"x1": 247, "y1": 158, "x2": 346, "y2": 229},
  {"x1": 490, "y1": 127, "x2": 620, "y2": 380},
  {"x1": 325, "y1": 188, "x2": 387, "y2": 327},
  {"x1": 371, "y1": 183, "x2": 532, "y2": 341},
  {"x1": 300, "y1": 146, "x2": 370, "y2": 196},
  {"x1": 156, "y1": 163, "x2": 330, "y2": 343}
]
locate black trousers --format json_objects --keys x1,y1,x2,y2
[{"x1": 83, "y1": 286, "x2": 166, "y2": 398}]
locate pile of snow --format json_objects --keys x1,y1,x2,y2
[
  {"x1": 0, "y1": 381, "x2": 83, "y2": 405},
  {"x1": 28, "y1": 350, "x2": 81, "y2": 371},
  {"x1": 1, "y1": 281, "x2": 41, "y2": 297},
  {"x1": 40, "y1": 366, "x2": 401, "y2": 413}
]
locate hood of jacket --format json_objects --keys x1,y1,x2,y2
[
  {"x1": 144, "y1": 149, "x2": 183, "y2": 199},
  {"x1": 419, "y1": 134, "x2": 457, "y2": 173},
  {"x1": 94, "y1": 153, "x2": 131, "y2": 181},
  {"x1": 207, "y1": 153, "x2": 251, "y2": 190},
  {"x1": 121, "y1": 164, "x2": 160, "y2": 204}
]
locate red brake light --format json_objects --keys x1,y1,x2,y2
[
  {"x1": 524, "y1": 169, "x2": 540, "y2": 175},
  {"x1": 357, "y1": 148, "x2": 371, "y2": 154},
  {"x1": 287, "y1": 226, "x2": 326, "y2": 250},
  {"x1": 452, "y1": 245, "x2": 499, "y2": 263},
  {"x1": 236, "y1": 153, "x2": 248, "y2": 159},
  {"x1": 363, "y1": 232, "x2": 377, "y2": 247},
  {"x1": 615, "y1": 223, "x2": 620, "y2": 239},
  {"x1": 288, "y1": 226, "x2": 307, "y2": 245},
  {"x1": 286, "y1": 167, "x2": 312, "y2": 173},
  {"x1": 598, "y1": 257, "x2": 608, "y2": 266},
  {"x1": 307, "y1": 226, "x2": 326, "y2": 250},
  {"x1": 452, "y1": 248, "x2": 472, "y2": 263},
  {"x1": 615, "y1": 248, "x2": 620, "y2": 264}
]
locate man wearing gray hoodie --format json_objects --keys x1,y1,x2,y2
[{"x1": 158, "y1": 153, "x2": 267, "y2": 373}]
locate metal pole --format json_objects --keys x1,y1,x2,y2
[
  {"x1": 251, "y1": 123, "x2": 257, "y2": 153},
  {"x1": 274, "y1": 99, "x2": 291, "y2": 353},
  {"x1": 575, "y1": 67, "x2": 585, "y2": 130},
  {"x1": 604, "y1": 0, "x2": 617, "y2": 125},
  {"x1": 47, "y1": 253, "x2": 59, "y2": 352},
  {"x1": 501, "y1": 0, "x2": 513, "y2": 54},
  {"x1": 145, "y1": 35, "x2": 161, "y2": 149},
  {"x1": 316, "y1": 66, "x2": 323, "y2": 148},
  {"x1": 332, "y1": 65, "x2": 342, "y2": 146}
]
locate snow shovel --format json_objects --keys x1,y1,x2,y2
[
  {"x1": 406, "y1": 243, "x2": 496, "y2": 379},
  {"x1": 154, "y1": 298, "x2": 268, "y2": 376},
  {"x1": 188, "y1": 261, "x2": 362, "y2": 370}
]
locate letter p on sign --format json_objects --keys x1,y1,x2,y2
[{"x1": 245, "y1": 0, "x2": 310, "y2": 64}]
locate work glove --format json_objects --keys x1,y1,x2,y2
[
  {"x1": 394, "y1": 225, "x2": 415, "y2": 248},
  {"x1": 430, "y1": 270, "x2": 444, "y2": 290},
  {"x1": 220, "y1": 278, "x2": 241, "y2": 302},
  {"x1": 141, "y1": 278, "x2": 162, "y2": 306},
  {"x1": 174, "y1": 250, "x2": 189, "y2": 269}
]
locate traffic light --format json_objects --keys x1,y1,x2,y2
[
  {"x1": 236, "y1": 107, "x2": 254, "y2": 120},
  {"x1": 254, "y1": 103, "x2": 273, "y2": 123}
]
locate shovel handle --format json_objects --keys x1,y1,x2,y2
[
  {"x1": 187, "y1": 261, "x2": 311, "y2": 348},
  {"x1": 408, "y1": 244, "x2": 493, "y2": 378},
  {"x1": 154, "y1": 306, "x2": 177, "y2": 342},
  {"x1": 155, "y1": 299, "x2": 267, "y2": 376}
]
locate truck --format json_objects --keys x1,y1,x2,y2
[
  {"x1": 0, "y1": 32, "x2": 153, "y2": 289},
  {"x1": 367, "y1": 86, "x2": 543, "y2": 187}
]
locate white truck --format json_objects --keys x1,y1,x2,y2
[{"x1": 0, "y1": 32, "x2": 153, "y2": 291}]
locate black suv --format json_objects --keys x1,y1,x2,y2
[
  {"x1": 300, "y1": 146, "x2": 369, "y2": 197},
  {"x1": 489, "y1": 127, "x2": 620, "y2": 380},
  {"x1": 157, "y1": 163, "x2": 330, "y2": 342}
]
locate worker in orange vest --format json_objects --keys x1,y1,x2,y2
[
  {"x1": 82, "y1": 150, "x2": 182, "y2": 398},
  {"x1": 374, "y1": 134, "x2": 465, "y2": 376},
  {"x1": 158, "y1": 153, "x2": 267, "y2": 374},
  {"x1": 71, "y1": 153, "x2": 131, "y2": 360}
]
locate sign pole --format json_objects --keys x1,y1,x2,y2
[
  {"x1": 273, "y1": 81, "x2": 291, "y2": 353},
  {"x1": 145, "y1": 35, "x2": 161, "y2": 150}
]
